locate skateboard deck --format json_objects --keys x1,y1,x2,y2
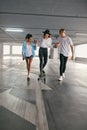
[{"x1": 38, "y1": 72, "x2": 46, "y2": 83}]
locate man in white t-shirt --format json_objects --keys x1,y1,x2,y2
[{"x1": 54, "y1": 29, "x2": 74, "y2": 81}]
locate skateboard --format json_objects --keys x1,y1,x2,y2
[{"x1": 38, "y1": 71, "x2": 46, "y2": 83}]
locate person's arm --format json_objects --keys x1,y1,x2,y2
[
  {"x1": 47, "y1": 38, "x2": 52, "y2": 48},
  {"x1": 69, "y1": 37, "x2": 74, "y2": 60},
  {"x1": 70, "y1": 45, "x2": 74, "y2": 60},
  {"x1": 53, "y1": 42, "x2": 60, "y2": 48},
  {"x1": 53, "y1": 37, "x2": 61, "y2": 48},
  {"x1": 34, "y1": 40, "x2": 37, "y2": 49},
  {"x1": 34, "y1": 40, "x2": 37, "y2": 45},
  {"x1": 32, "y1": 40, "x2": 37, "y2": 50}
]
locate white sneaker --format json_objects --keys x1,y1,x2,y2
[
  {"x1": 63, "y1": 73, "x2": 65, "y2": 78},
  {"x1": 58, "y1": 76, "x2": 63, "y2": 81}
]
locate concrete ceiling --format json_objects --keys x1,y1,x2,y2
[{"x1": 0, "y1": 0, "x2": 87, "y2": 45}]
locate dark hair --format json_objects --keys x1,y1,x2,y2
[
  {"x1": 43, "y1": 33, "x2": 50, "y2": 38},
  {"x1": 25, "y1": 34, "x2": 32, "y2": 39},
  {"x1": 43, "y1": 29, "x2": 51, "y2": 38},
  {"x1": 59, "y1": 29, "x2": 65, "y2": 34},
  {"x1": 43, "y1": 29, "x2": 51, "y2": 35}
]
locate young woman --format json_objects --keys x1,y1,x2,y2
[
  {"x1": 22, "y1": 34, "x2": 36, "y2": 79},
  {"x1": 39, "y1": 29, "x2": 52, "y2": 76}
]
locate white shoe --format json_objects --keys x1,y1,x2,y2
[
  {"x1": 58, "y1": 76, "x2": 63, "y2": 81},
  {"x1": 63, "y1": 73, "x2": 65, "y2": 78}
]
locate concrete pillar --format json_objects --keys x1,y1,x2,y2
[
  {"x1": 0, "y1": 43, "x2": 3, "y2": 65},
  {"x1": 0, "y1": 43, "x2": 3, "y2": 58},
  {"x1": 54, "y1": 48, "x2": 58, "y2": 59}
]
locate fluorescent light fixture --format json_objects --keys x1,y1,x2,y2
[
  {"x1": 5, "y1": 28, "x2": 23, "y2": 32},
  {"x1": 76, "y1": 33, "x2": 87, "y2": 36}
]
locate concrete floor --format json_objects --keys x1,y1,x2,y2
[{"x1": 0, "y1": 57, "x2": 87, "y2": 130}]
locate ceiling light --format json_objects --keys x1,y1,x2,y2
[
  {"x1": 76, "y1": 33, "x2": 87, "y2": 36},
  {"x1": 5, "y1": 28, "x2": 23, "y2": 32}
]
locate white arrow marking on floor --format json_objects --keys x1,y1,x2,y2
[
  {"x1": 36, "y1": 81, "x2": 51, "y2": 130},
  {"x1": 0, "y1": 80, "x2": 52, "y2": 130},
  {"x1": 0, "y1": 89, "x2": 36, "y2": 125}
]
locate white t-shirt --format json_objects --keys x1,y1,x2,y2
[
  {"x1": 41, "y1": 38, "x2": 52, "y2": 48},
  {"x1": 57, "y1": 36, "x2": 73, "y2": 57},
  {"x1": 26, "y1": 44, "x2": 32, "y2": 57}
]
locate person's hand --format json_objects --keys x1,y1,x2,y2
[
  {"x1": 22, "y1": 56, "x2": 24, "y2": 60},
  {"x1": 71, "y1": 55, "x2": 74, "y2": 60},
  {"x1": 53, "y1": 43, "x2": 58, "y2": 48},
  {"x1": 34, "y1": 40, "x2": 37, "y2": 44}
]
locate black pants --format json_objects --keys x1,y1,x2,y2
[
  {"x1": 39, "y1": 47, "x2": 48, "y2": 72},
  {"x1": 60, "y1": 54, "x2": 68, "y2": 76}
]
